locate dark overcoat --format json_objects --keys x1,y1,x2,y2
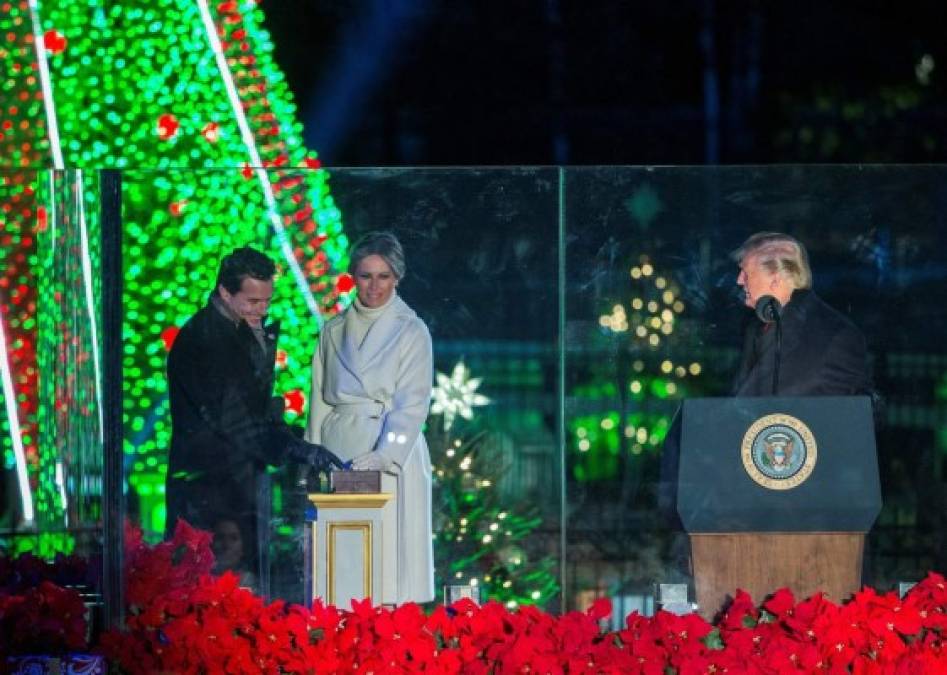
[
  {"x1": 659, "y1": 288, "x2": 873, "y2": 526},
  {"x1": 165, "y1": 299, "x2": 291, "y2": 546},
  {"x1": 732, "y1": 288, "x2": 872, "y2": 397}
]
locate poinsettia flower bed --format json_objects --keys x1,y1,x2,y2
[{"x1": 3, "y1": 522, "x2": 947, "y2": 672}]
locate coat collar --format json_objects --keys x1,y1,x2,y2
[{"x1": 326, "y1": 295, "x2": 414, "y2": 386}]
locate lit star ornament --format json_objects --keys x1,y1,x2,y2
[{"x1": 430, "y1": 361, "x2": 490, "y2": 431}]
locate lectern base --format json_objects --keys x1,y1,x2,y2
[{"x1": 690, "y1": 532, "x2": 865, "y2": 621}]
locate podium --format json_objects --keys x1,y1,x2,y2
[
  {"x1": 677, "y1": 396, "x2": 881, "y2": 619},
  {"x1": 306, "y1": 484, "x2": 397, "y2": 608}
]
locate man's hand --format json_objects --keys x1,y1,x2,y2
[
  {"x1": 288, "y1": 439, "x2": 346, "y2": 473},
  {"x1": 351, "y1": 451, "x2": 393, "y2": 472}
]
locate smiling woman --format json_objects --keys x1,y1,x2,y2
[
  {"x1": 353, "y1": 255, "x2": 398, "y2": 308},
  {"x1": 305, "y1": 231, "x2": 434, "y2": 604}
]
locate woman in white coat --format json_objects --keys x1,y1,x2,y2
[{"x1": 306, "y1": 231, "x2": 434, "y2": 604}]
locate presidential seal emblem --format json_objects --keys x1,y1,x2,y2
[{"x1": 741, "y1": 413, "x2": 817, "y2": 490}]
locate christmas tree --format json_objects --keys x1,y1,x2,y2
[
  {"x1": 428, "y1": 360, "x2": 559, "y2": 609},
  {"x1": 0, "y1": 0, "x2": 350, "y2": 543},
  {"x1": 571, "y1": 253, "x2": 703, "y2": 489}
]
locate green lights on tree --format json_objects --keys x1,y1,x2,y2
[{"x1": 0, "y1": 0, "x2": 350, "y2": 537}]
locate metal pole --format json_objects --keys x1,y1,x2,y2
[{"x1": 100, "y1": 169, "x2": 124, "y2": 629}]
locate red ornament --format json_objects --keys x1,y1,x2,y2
[
  {"x1": 336, "y1": 273, "x2": 355, "y2": 293},
  {"x1": 275, "y1": 349, "x2": 288, "y2": 369},
  {"x1": 201, "y1": 121, "x2": 219, "y2": 143},
  {"x1": 303, "y1": 156, "x2": 322, "y2": 169},
  {"x1": 43, "y1": 30, "x2": 67, "y2": 54},
  {"x1": 169, "y1": 200, "x2": 188, "y2": 217},
  {"x1": 241, "y1": 163, "x2": 253, "y2": 180},
  {"x1": 156, "y1": 113, "x2": 179, "y2": 141},
  {"x1": 283, "y1": 389, "x2": 305, "y2": 416},
  {"x1": 160, "y1": 326, "x2": 180, "y2": 352}
]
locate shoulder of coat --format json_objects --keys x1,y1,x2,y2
[
  {"x1": 809, "y1": 292, "x2": 861, "y2": 333},
  {"x1": 392, "y1": 297, "x2": 429, "y2": 329},
  {"x1": 171, "y1": 304, "x2": 213, "y2": 348},
  {"x1": 322, "y1": 312, "x2": 346, "y2": 331}
]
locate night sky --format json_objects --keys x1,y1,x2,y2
[{"x1": 260, "y1": 0, "x2": 947, "y2": 166}]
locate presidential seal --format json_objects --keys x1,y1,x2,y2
[{"x1": 741, "y1": 413, "x2": 817, "y2": 490}]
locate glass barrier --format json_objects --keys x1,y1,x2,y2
[
  {"x1": 5, "y1": 165, "x2": 945, "y2": 623},
  {"x1": 119, "y1": 166, "x2": 563, "y2": 610},
  {"x1": 563, "y1": 165, "x2": 947, "y2": 615},
  {"x1": 0, "y1": 168, "x2": 105, "y2": 602}
]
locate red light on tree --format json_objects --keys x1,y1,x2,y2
[
  {"x1": 156, "y1": 113, "x2": 179, "y2": 140},
  {"x1": 160, "y1": 326, "x2": 180, "y2": 352},
  {"x1": 43, "y1": 29, "x2": 66, "y2": 54},
  {"x1": 283, "y1": 389, "x2": 305, "y2": 415},
  {"x1": 201, "y1": 121, "x2": 219, "y2": 143},
  {"x1": 335, "y1": 273, "x2": 355, "y2": 293}
]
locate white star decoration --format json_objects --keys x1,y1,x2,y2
[{"x1": 430, "y1": 360, "x2": 491, "y2": 431}]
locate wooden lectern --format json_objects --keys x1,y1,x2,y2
[{"x1": 677, "y1": 396, "x2": 881, "y2": 620}]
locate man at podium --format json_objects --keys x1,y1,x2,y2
[
  {"x1": 659, "y1": 232, "x2": 873, "y2": 522},
  {"x1": 730, "y1": 232, "x2": 872, "y2": 397},
  {"x1": 667, "y1": 234, "x2": 883, "y2": 616}
]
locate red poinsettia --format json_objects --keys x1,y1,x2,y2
[
  {"x1": 0, "y1": 581, "x2": 88, "y2": 656},
  {"x1": 86, "y1": 523, "x2": 947, "y2": 673}
]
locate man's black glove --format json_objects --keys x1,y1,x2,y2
[{"x1": 287, "y1": 438, "x2": 346, "y2": 473}]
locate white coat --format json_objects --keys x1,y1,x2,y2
[{"x1": 306, "y1": 294, "x2": 434, "y2": 604}]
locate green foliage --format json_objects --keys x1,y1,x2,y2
[{"x1": 429, "y1": 424, "x2": 559, "y2": 609}]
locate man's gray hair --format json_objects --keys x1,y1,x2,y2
[
  {"x1": 348, "y1": 231, "x2": 406, "y2": 280},
  {"x1": 732, "y1": 232, "x2": 812, "y2": 289}
]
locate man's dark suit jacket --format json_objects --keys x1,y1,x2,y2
[
  {"x1": 732, "y1": 288, "x2": 872, "y2": 397},
  {"x1": 165, "y1": 298, "x2": 292, "y2": 548}
]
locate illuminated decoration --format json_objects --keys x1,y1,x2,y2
[
  {"x1": 430, "y1": 360, "x2": 491, "y2": 432},
  {"x1": 155, "y1": 113, "x2": 180, "y2": 141},
  {"x1": 574, "y1": 254, "x2": 703, "y2": 481},
  {"x1": 427, "y1": 364, "x2": 558, "y2": 608},
  {"x1": 0, "y1": 0, "x2": 350, "y2": 540},
  {"x1": 0, "y1": 301, "x2": 32, "y2": 523}
]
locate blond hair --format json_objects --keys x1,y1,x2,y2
[{"x1": 732, "y1": 232, "x2": 812, "y2": 289}]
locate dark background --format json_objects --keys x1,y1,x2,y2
[{"x1": 260, "y1": 0, "x2": 947, "y2": 166}]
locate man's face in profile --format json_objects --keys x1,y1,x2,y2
[
  {"x1": 219, "y1": 276, "x2": 274, "y2": 327},
  {"x1": 736, "y1": 254, "x2": 775, "y2": 310}
]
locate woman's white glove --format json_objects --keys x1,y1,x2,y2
[{"x1": 351, "y1": 451, "x2": 393, "y2": 472}]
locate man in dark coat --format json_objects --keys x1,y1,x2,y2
[
  {"x1": 659, "y1": 232, "x2": 872, "y2": 526},
  {"x1": 731, "y1": 232, "x2": 872, "y2": 397},
  {"x1": 165, "y1": 247, "x2": 339, "y2": 579}
]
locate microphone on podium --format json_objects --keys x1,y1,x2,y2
[
  {"x1": 754, "y1": 294, "x2": 781, "y2": 324},
  {"x1": 754, "y1": 295, "x2": 783, "y2": 394}
]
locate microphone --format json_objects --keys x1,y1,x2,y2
[
  {"x1": 754, "y1": 295, "x2": 783, "y2": 394},
  {"x1": 754, "y1": 295, "x2": 781, "y2": 323}
]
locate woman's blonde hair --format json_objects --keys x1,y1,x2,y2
[
  {"x1": 732, "y1": 232, "x2": 812, "y2": 289},
  {"x1": 348, "y1": 231, "x2": 406, "y2": 280}
]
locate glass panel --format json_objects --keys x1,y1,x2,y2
[
  {"x1": 0, "y1": 168, "x2": 104, "y2": 589},
  {"x1": 563, "y1": 165, "x2": 947, "y2": 618},
  {"x1": 114, "y1": 163, "x2": 946, "y2": 619},
  {"x1": 119, "y1": 166, "x2": 341, "y2": 603},
  {"x1": 120, "y1": 167, "x2": 563, "y2": 610},
  {"x1": 329, "y1": 168, "x2": 562, "y2": 610}
]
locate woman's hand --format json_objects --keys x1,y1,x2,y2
[{"x1": 351, "y1": 451, "x2": 393, "y2": 472}]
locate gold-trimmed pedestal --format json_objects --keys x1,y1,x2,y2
[{"x1": 308, "y1": 492, "x2": 394, "y2": 608}]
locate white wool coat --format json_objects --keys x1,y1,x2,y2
[{"x1": 306, "y1": 294, "x2": 434, "y2": 604}]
